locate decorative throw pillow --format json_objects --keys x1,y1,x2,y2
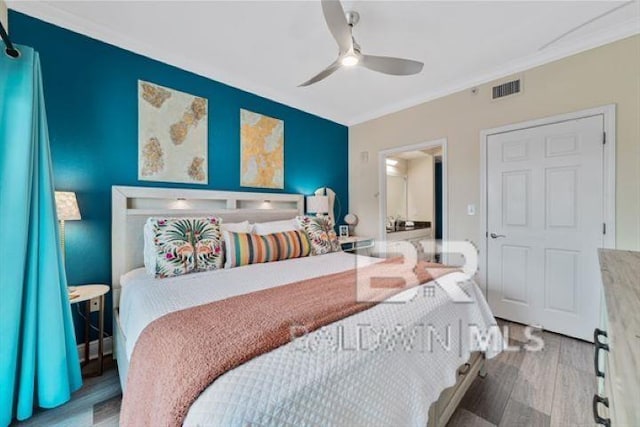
[
  {"x1": 221, "y1": 220, "x2": 253, "y2": 234},
  {"x1": 296, "y1": 215, "x2": 342, "y2": 255},
  {"x1": 224, "y1": 230, "x2": 311, "y2": 268},
  {"x1": 145, "y1": 217, "x2": 223, "y2": 278},
  {"x1": 253, "y1": 219, "x2": 299, "y2": 235},
  {"x1": 143, "y1": 220, "x2": 159, "y2": 276}
]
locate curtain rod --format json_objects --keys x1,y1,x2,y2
[{"x1": 0, "y1": 21, "x2": 19, "y2": 58}]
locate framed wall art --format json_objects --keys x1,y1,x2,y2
[{"x1": 138, "y1": 80, "x2": 208, "y2": 184}]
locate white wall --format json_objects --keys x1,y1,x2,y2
[
  {"x1": 1, "y1": 1, "x2": 8, "y2": 30},
  {"x1": 349, "y1": 35, "x2": 640, "y2": 250},
  {"x1": 406, "y1": 154, "x2": 434, "y2": 223}
]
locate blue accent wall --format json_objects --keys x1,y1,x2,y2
[{"x1": 9, "y1": 11, "x2": 349, "y2": 343}]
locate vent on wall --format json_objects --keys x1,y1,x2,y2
[{"x1": 492, "y1": 79, "x2": 521, "y2": 99}]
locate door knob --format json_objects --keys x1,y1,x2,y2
[{"x1": 490, "y1": 233, "x2": 506, "y2": 239}]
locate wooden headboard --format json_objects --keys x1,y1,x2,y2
[{"x1": 111, "y1": 186, "x2": 304, "y2": 308}]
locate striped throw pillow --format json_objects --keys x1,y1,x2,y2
[{"x1": 223, "y1": 230, "x2": 312, "y2": 268}]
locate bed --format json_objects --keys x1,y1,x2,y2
[{"x1": 111, "y1": 186, "x2": 501, "y2": 427}]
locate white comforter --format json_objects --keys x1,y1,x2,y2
[{"x1": 120, "y1": 252, "x2": 501, "y2": 426}]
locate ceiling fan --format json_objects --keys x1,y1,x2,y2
[{"x1": 299, "y1": 0, "x2": 424, "y2": 87}]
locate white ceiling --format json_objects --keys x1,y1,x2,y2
[{"x1": 9, "y1": 1, "x2": 640, "y2": 125}]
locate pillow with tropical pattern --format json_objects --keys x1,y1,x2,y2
[
  {"x1": 296, "y1": 215, "x2": 342, "y2": 255},
  {"x1": 146, "y1": 217, "x2": 223, "y2": 278}
]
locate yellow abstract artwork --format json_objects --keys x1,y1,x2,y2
[{"x1": 240, "y1": 109, "x2": 284, "y2": 189}]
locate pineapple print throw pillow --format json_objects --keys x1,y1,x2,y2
[
  {"x1": 145, "y1": 217, "x2": 223, "y2": 278},
  {"x1": 296, "y1": 215, "x2": 342, "y2": 255}
]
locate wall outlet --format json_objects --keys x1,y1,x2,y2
[
  {"x1": 467, "y1": 204, "x2": 476, "y2": 216},
  {"x1": 89, "y1": 297, "x2": 100, "y2": 313}
]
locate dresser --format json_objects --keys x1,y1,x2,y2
[{"x1": 595, "y1": 249, "x2": 640, "y2": 426}]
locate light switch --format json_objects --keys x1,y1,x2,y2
[
  {"x1": 360, "y1": 151, "x2": 369, "y2": 163},
  {"x1": 467, "y1": 204, "x2": 476, "y2": 216}
]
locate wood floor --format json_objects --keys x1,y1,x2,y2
[
  {"x1": 450, "y1": 319, "x2": 597, "y2": 427},
  {"x1": 12, "y1": 320, "x2": 596, "y2": 427},
  {"x1": 12, "y1": 357, "x2": 122, "y2": 427}
]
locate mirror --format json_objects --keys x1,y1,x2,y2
[
  {"x1": 386, "y1": 174, "x2": 407, "y2": 219},
  {"x1": 384, "y1": 146, "x2": 443, "y2": 236}
]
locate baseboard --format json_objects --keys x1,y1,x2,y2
[{"x1": 77, "y1": 336, "x2": 113, "y2": 363}]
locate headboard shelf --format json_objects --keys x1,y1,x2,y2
[
  {"x1": 125, "y1": 208, "x2": 300, "y2": 217},
  {"x1": 112, "y1": 186, "x2": 305, "y2": 309}
]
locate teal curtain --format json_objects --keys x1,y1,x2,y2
[{"x1": 0, "y1": 46, "x2": 82, "y2": 425}]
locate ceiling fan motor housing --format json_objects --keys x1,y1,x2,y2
[{"x1": 345, "y1": 11, "x2": 360, "y2": 27}]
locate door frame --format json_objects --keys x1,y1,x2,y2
[
  {"x1": 378, "y1": 138, "x2": 448, "y2": 243},
  {"x1": 478, "y1": 104, "x2": 616, "y2": 295}
]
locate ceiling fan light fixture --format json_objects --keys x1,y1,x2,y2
[{"x1": 341, "y1": 54, "x2": 359, "y2": 67}]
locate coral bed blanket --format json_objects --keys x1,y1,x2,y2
[{"x1": 120, "y1": 258, "x2": 453, "y2": 426}]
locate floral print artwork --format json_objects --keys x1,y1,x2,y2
[
  {"x1": 148, "y1": 217, "x2": 223, "y2": 278},
  {"x1": 296, "y1": 215, "x2": 342, "y2": 255}
]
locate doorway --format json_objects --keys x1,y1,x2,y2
[
  {"x1": 434, "y1": 159, "x2": 443, "y2": 240},
  {"x1": 379, "y1": 139, "x2": 447, "y2": 261},
  {"x1": 480, "y1": 106, "x2": 616, "y2": 341}
]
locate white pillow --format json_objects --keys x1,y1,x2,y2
[
  {"x1": 222, "y1": 230, "x2": 235, "y2": 269},
  {"x1": 143, "y1": 220, "x2": 157, "y2": 276},
  {"x1": 221, "y1": 220, "x2": 252, "y2": 233},
  {"x1": 253, "y1": 219, "x2": 299, "y2": 235}
]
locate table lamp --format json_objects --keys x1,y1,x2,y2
[
  {"x1": 344, "y1": 213, "x2": 358, "y2": 234},
  {"x1": 55, "y1": 191, "x2": 81, "y2": 261},
  {"x1": 306, "y1": 195, "x2": 329, "y2": 217}
]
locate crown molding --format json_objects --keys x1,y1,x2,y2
[
  {"x1": 8, "y1": 1, "x2": 640, "y2": 127},
  {"x1": 346, "y1": 18, "x2": 640, "y2": 126},
  {"x1": 7, "y1": 1, "x2": 347, "y2": 125}
]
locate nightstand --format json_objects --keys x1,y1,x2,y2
[
  {"x1": 339, "y1": 236, "x2": 374, "y2": 253},
  {"x1": 69, "y1": 284, "x2": 109, "y2": 376}
]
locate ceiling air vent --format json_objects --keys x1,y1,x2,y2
[{"x1": 492, "y1": 79, "x2": 521, "y2": 100}]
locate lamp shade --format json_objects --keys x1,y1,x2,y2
[
  {"x1": 306, "y1": 195, "x2": 329, "y2": 214},
  {"x1": 55, "y1": 191, "x2": 81, "y2": 221},
  {"x1": 344, "y1": 213, "x2": 358, "y2": 226}
]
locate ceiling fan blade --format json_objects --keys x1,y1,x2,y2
[
  {"x1": 360, "y1": 55, "x2": 424, "y2": 76},
  {"x1": 298, "y1": 60, "x2": 341, "y2": 87},
  {"x1": 321, "y1": 0, "x2": 353, "y2": 53}
]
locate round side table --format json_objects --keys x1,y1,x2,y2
[{"x1": 69, "y1": 284, "x2": 109, "y2": 376}]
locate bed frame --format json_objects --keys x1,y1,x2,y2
[
  {"x1": 111, "y1": 186, "x2": 305, "y2": 387},
  {"x1": 111, "y1": 185, "x2": 486, "y2": 427}
]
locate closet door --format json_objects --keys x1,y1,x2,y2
[{"x1": 487, "y1": 115, "x2": 604, "y2": 340}]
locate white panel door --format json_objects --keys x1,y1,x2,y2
[{"x1": 487, "y1": 115, "x2": 604, "y2": 340}]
